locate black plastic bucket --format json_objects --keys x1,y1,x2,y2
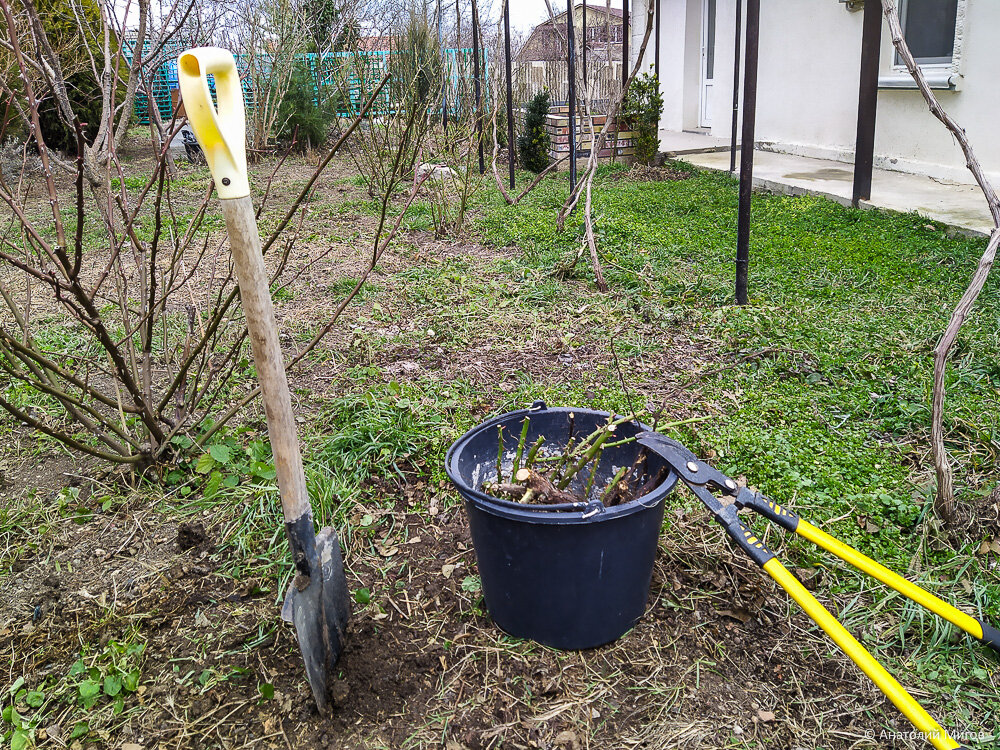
[{"x1": 445, "y1": 403, "x2": 678, "y2": 650}]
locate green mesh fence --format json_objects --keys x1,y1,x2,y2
[{"x1": 124, "y1": 44, "x2": 489, "y2": 125}]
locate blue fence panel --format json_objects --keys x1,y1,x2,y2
[{"x1": 124, "y1": 44, "x2": 489, "y2": 125}]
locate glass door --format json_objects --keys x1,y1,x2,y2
[{"x1": 699, "y1": 0, "x2": 717, "y2": 128}]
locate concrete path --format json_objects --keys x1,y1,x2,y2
[
  {"x1": 661, "y1": 134, "x2": 994, "y2": 237},
  {"x1": 659, "y1": 130, "x2": 732, "y2": 157}
]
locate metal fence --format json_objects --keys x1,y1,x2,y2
[
  {"x1": 514, "y1": 59, "x2": 623, "y2": 113},
  {"x1": 124, "y1": 41, "x2": 489, "y2": 125}
]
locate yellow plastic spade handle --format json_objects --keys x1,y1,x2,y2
[{"x1": 177, "y1": 47, "x2": 250, "y2": 199}]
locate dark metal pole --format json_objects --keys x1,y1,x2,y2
[
  {"x1": 504, "y1": 0, "x2": 515, "y2": 189},
  {"x1": 622, "y1": 0, "x2": 629, "y2": 89},
  {"x1": 654, "y1": 0, "x2": 660, "y2": 82},
  {"x1": 582, "y1": 2, "x2": 587, "y2": 85},
  {"x1": 472, "y1": 0, "x2": 484, "y2": 173},
  {"x1": 735, "y1": 0, "x2": 759, "y2": 306},
  {"x1": 852, "y1": 0, "x2": 882, "y2": 207},
  {"x1": 729, "y1": 0, "x2": 742, "y2": 173},
  {"x1": 439, "y1": 0, "x2": 448, "y2": 134},
  {"x1": 567, "y1": 0, "x2": 577, "y2": 191},
  {"x1": 456, "y1": 0, "x2": 461, "y2": 123}
]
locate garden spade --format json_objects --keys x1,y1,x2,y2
[{"x1": 178, "y1": 47, "x2": 349, "y2": 711}]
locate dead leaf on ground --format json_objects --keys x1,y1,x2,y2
[
  {"x1": 554, "y1": 729, "x2": 580, "y2": 749},
  {"x1": 720, "y1": 607, "x2": 752, "y2": 624},
  {"x1": 977, "y1": 538, "x2": 1000, "y2": 555}
]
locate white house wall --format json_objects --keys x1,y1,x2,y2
[
  {"x1": 874, "y1": 0, "x2": 1000, "y2": 183},
  {"x1": 752, "y1": 1, "x2": 863, "y2": 164},
  {"x1": 710, "y1": 0, "x2": 740, "y2": 139},
  {"x1": 633, "y1": 0, "x2": 1000, "y2": 185}
]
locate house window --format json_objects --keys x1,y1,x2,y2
[{"x1": 897, "y1": 0, "x2": 959, "y2": 66}]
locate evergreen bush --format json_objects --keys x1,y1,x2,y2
[
  {"x1": 517, "y1": 90, "x2": 551, "y2": 173},
  {"x1": 622, "y1": 70, "x2": 664, "y2": 166},
  {"x1": 276, "y1": 63, "x2": 337, "y2": 150},
  {"x1": 31, "y1": 0, "x2": 108, "y2": 152}
]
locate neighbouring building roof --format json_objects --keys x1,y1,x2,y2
[
  {"x1": 518, "y1": 4, "x2": 624, "y2": 63},
  {"x1": 355, "y1": 35, "x2": 393, "y2": 52}
]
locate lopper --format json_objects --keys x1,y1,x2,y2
[{"x1": 637, "y1": 432, "x2": 997, "y2": 750}]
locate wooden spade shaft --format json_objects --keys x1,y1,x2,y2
[
  {"x1": 220, "y1": 195, "x2": 315, "y2": 561},
  {"x1": 221, "y1": 194, "x2": 337, "y2": 713},
  {"x1": 177, "y1": 47, "x2": 342, "y2": 712}
]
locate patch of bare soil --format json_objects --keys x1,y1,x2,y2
[
  {"x1": 0, "y1": 428, "x2": 96, "y2": 504},
  {"x1": 404, "y1": 230, "x2": 518, "y2": 263},
  {"x1": 376, "y1": 325, "x2": 715, "y2": 397},
  {"x1": 1, "y1": 473, "x2": 909, "y2": 750},
  {"x1": 954, "y1": 484, "x2": 1000, "y2": 550},
  {"x1": 607, "y1": 164, "x2": 694, "y2": 183}
]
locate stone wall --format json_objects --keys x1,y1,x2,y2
[{"x1": 544, "y1": 106, "x2": 636, "y2": 161}]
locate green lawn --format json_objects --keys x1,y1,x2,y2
[
  {"x1": 481, "y1": 164, "x2": 999, "y2": 566},
  {"x1": 475, "y1": 163, "x2": 1000, "y2": 737}
]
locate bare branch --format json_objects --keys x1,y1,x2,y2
[{"x1": 881, "y1": 0, "x2": 1000, "y2": 524}]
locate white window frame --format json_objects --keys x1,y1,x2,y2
[{"x1": 880, "y1": 0, "x2": 967, "y2": 90}]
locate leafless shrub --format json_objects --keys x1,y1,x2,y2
[
  {"x1": 423, "y1": 118, "x2": 484, "y2": 237},
  {"x1": 0, "y1": 0, "x2": 431, "y2": 470},
  {"x1": 343, "y1": 12, "x2": 439, "y2": 197}
]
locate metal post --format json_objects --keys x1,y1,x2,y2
[
  {"x1": 472, "y1": 0, "x2": 485, "y2": 173},
  {"x1": 735, "y1": 0, "x2": 759, "y2": 306},
  {"x1": 729, "y1": 0, "x2": 742, "y2": 173},
  {"x1": 456, "y1": 0, "x2": 461, "y2": 126},
  {"x1": 504, "y1": 0, "x2": 515, "y2": 189},
  {"x1": 654, "y1": 0, "x2": 661, "y2": 82},
  {"x1": 439, "y1": 0, "x2": 447, "y2": 134},
  {"x1": 582, "y1": 2, "x2": 587, "y2": 86},
  {"x1": 567, "y1": 0, "x2": 577, "y2": 191},
  {"x1": 622, "y1": 0, "x2": 629, "y2": 89},
  {"x1": 852, "y1": 0, "x2": 882, "y2": 206}
]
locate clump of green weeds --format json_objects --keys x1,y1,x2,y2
[{"x1": 3, "y1": 638, "x2": 145, "y2": 749}]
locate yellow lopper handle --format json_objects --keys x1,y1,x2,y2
[
  {"x1": 764, "y1": 558, "x2": 965, "y2": 750},
  {"x1": 177, "y1": 47, "x2": 250, "y2": 199}
]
